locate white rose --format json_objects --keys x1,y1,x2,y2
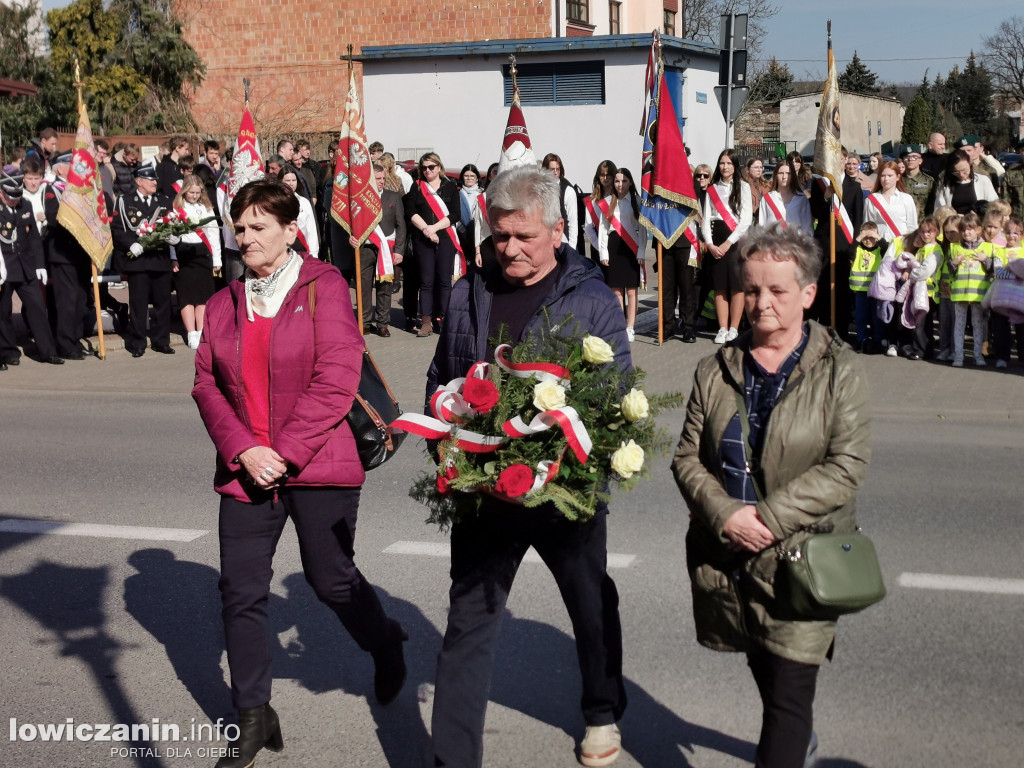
[
  {"x1": 620, "y1": 388, "x2": 650, "y2": 422},
  {"x1": 610, "y1": 440, "x2": 645, "y2": 479},
  {"x1": 581, "y1": 335, "x2": 614, "y2": 364},
  {"x1": 533, "y1": 380, "x2": 567, "y2": 411}
]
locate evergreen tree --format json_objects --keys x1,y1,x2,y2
[
  {"x1": 838, "y1": 51, "x2": 880, "y2": 95},
  {"x1": 956, "y1": 52, "x2": 994, "y2": 136},
  {"x1": 901, "y1": 94, "x2": 932, "y2": 143},
  {"x1": 749, "y1": 57, "x2": 794, "y2": 104}
]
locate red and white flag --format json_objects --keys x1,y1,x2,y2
[
  {"x1": 57, "y1": 100, "x2": 113, "y2": 270},
  {"x1": 497, "y1": 83, "x2": 536, "y2": 173},
  {"x1": 220, "y1": 104, "x2": 263, "y2": 225},
  {"x1": 331, "y1": 68, "x2": 381, "y2": 246}
]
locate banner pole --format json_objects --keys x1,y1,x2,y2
[
  {"x1": 830, "y1": 211, "x2": 837, "y2": 331},
  {"x1": 657, "y1": 241, "x2": 664, "y2": 344},
  {"x1": 91, "y1": 263, "x2": 106, "y2": 359}
]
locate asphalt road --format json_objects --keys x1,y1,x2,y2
[{"x1": 1, "y1": 302, "x2": 1021, "y2": 768}]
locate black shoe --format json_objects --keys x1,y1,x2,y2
[
  {"x1": 61, "y1": 350, "x2": 87, "y2": 361},
  {"x1": 151, "y1": 344, "x2": 175, "y2": 355},
  {"x1": 372, "y1": 620, "x2": 408, "y2": 705},
  {"x1": 0, "y1": 362, "x2": 6, "y2": 371},
  {"x1": 214, "y1": 704, "x2": 283, "y2": 768},
  {"x1": 682, "y1": 330, "x2": 697, "y2": 343},
  {"x1": 375, "y1": 325, "x2": 391, "y2": 337},
  {"x1": 44, "y1": 355, "x2": 65, "y2": 365},
  {"x1": 907, "y1": 352, "x2": 922, "y2": 361},
  {"x1": 129, "y1": 348, "x2": 145, "y2": 358},
  {"x1": 4, "y1": 356, "x2": 20, "y2": 366}
]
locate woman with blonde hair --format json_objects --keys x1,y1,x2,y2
[{"x1": 171, "y1": 174, "x2": 221, "y2": 349}]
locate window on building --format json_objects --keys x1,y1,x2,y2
[
  {"x1": 609, "y1": 1, "x2": 621, "y2": 34},
  {"x1": 567, "y1": 0, "x2": 589, "y2": 24},
  {"x1": 663, "y1": 9, "x2": 676, "y2": 35},
  {"x1": 504, "y1": 61, "x2": 605, "y2": 106}
]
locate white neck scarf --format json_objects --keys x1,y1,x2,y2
[{"x1": 244, "y1": 250, "x2": 301, "y2": 321}]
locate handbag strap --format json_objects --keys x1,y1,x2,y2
[
  {"x1": 307, "y1": 279, "x2": 317, "y2": 319},
  {"x1": 732, "y1": 388, "x2": 764, "y2": 501}
]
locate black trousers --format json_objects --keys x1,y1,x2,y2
[
  {"x1": 0, "y1": 277, "x2": 57, "y2": 360},
  {"x1": 124, "y1": 270, "x2": 172, "y2": 352},
  {"x1": 991, "y1": 312, "x2": 1024, "y2": 363},
  {"x1": 357, "y1": 245, "x2": 392, "y2": 327},
  {"x1": 218, "y1": 486, "x2": 391, "y2": 709},
  {"x1": 49, "y1": 261, "x2": 91, "y2": 355},
  {"x1": 747, "y1": 647, "x2": 819, "y2": 768},
  {"x1": 431, "y1": 503, "x2": 626, "y2": 768},
  {"x1": 414, "y1": 234, "x2": 456, "y2": 319},
  {"x1": 660, "y1": 241, "x2": 700, "y2": 334}
]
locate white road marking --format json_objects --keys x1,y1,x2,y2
[
  {"x1": 0, "y1": 519, "x2": 208, "y2": 542},
  {"x1": 383, "y1": 541, "x2": 636, "y2": 569},
  {"x1": 898, "y1": 572, "x2": 1024, "y2": 595}
]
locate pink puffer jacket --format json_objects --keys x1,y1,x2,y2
[{"x1": 192, "y1": 255, "x2": 366, "y2": 501}]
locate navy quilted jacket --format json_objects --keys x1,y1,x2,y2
[{"x1": 426, "y1": 245, "x2": 632, "y2": 403}]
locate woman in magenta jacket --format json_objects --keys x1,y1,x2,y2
[{"x1": 192, "y1": 180, "x2": 406, "y2": 768}]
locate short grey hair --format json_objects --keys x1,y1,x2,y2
[
  {"x1": 485, "y1": 165, "x2": 562, "y2": 229},
  {"x1": 738, "y1": 223, "x2": 823, "y2": 287}
]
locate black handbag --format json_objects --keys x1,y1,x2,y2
[
  {"x1": 308, "y1": 282, "x2": 406, "y2": 470},
  {"x1": 733, "y1": 391, "x2": 885, "y2": 620}
]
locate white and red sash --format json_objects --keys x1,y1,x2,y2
[
  {"x1": 866, "y1": 193, "x2": 902, "y2": 238},
  {"x1": 477, "y1": 192, "x2": 489, "y2": 227},
  {"x1": 816, "y1": 177, "x2": 854, "y2": 244},
  {"x1": 195, "y1": 228, "x2": 215, "y2": 254},
  {"x1": 419, "y1": 180, "x2": 466, "y2": 279},
  {"x1": 368, "y1": 226, "x2": 395, "y2": 279},
  {"x1": 607, "y1": 205, "x2": 639, "y2": 257},
  {"x1": 762, "y1": 192, "x2": 787, "y2": 227},
  {"x1": 706, "y1": 184, "x2": 738, "y2": 232}
]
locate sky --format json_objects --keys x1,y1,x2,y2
[
  {"x1": 37, "y1": 0, "x2": 1018, "y2": 87},
  {"x1": 758, "y1": 0, "x2": 1020, "y2": 85}
]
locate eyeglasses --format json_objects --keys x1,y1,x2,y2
[
  {"x1": 421, "y1": 164, "x2": 438, "y2": 171},
  {"x1": 696, "y1": 173, "x2": 710, "y2": 179}
]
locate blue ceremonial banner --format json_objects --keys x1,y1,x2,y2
[{"x1": 639, "y1": 62, "x2": 698, "y2": 249}]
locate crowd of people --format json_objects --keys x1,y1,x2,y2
[{"x1": 2, "y1": 127, "x2": 1022, "y2": 371}]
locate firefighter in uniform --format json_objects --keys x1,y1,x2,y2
[
  {"x1": 112, "y1": 162, "x2": 175, "y2": 357},
  {"x1": 0, "y1": 173, "x2": 64, "y2": 368}
]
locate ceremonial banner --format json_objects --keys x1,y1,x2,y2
[
  {"x1": 56, "y1": 101, "x2": 113, "y2": 270},
  {"x1": 221, "y1": 104, "x2": 263, "y2": 224},
  {"x1": 497, "y1": 84, "x2": 536, "y2": 173},
  {"x1": 813, "y1": 39, "x2": 843, "y2": 201},
  {"x1": 331, "y1": 68, "x2": 381, "y2": 245},
  {"x1": 639, "y1": 56, "x2": 699, "y2": 248}
]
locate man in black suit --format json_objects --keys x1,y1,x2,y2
[
  {"x1": 43, "y1": 154, "x2": 95, "y2": 359},
  {"x1": 809, "y1": 148, "x2": 865, "y2": 336},
  {"x1": 0, "y1": 173, "x2": 64, "y2": 367},
  {"x1": 342, "y1": 163, "x2": 407, "y2": 337},
  {"x1": 112, "y1": 162, "x2": 175, "y2": 357}
]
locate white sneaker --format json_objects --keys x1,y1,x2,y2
[
  {"x1": 713, "y1": 327, "x2": 728, "y2": 344},
  {"x1": 580, "y1": 724, "x2": 621, "y2": 767},
  {"x1": 725, "y1": 327, "x2": 738, "y2": 342},
  {"x1": 996, "y1": 359, "x2": 1008, "y2": 369},
  {"x1": 187, "y1": 331, "x2": 201, "y2": 350},
  {"x1": 885, "y1": 345, "x2": 898, "y2": 357},
  {"x1": 625, "y1": 327, "x2": 635, "y2": 343}
]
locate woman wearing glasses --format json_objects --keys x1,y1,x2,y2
[{"x1": 404, "y1": 152, "x2": 461, "y2": 337}]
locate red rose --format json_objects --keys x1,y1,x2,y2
[
  {"x1": 462, "y1": 377, "x2": 500, "y2": 413},
  {"x1": 176, "y1": 208, "x2": 188, "y2": 220},
  {"x1": 436, "y1": 465, "x2": 458, "y2": 495},
  {"x1": 494, "y1": 463, "x2": 534, "y2": 498}
]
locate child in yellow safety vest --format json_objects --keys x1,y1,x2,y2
[
  {"x1": 850, "y1": 221, "x2": 888, "y2": 352},
  {"x1": 898, "y1": 217, "x2": 943, "y2": 359},
  {"x1": 935, "y1": 213, "x2": 962, "y2": 361},
  {"x1": 949, "y1": 212, "x2": 994, "y2": 367},
  {"x1": 990, "y1": 216, "x2": 1024, "y2": 368}
]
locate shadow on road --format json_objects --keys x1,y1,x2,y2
[{"x1": 1, "y1": 558, "x2": 162, "y2": 768}]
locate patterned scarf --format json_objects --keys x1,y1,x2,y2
[{"x1": 244, "y1": 249, "x2": 301, "y2": 321}]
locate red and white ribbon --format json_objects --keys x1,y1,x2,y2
[
  {"x1": 502, "y1": 406, "x2": 592, "y2": 464},
  {"x1": 418, "y1": 180, "x2": 466, "y2": 280},
  {"x1": 762, "y1": 192, "x2": 787, "y2": 227},
  {"x1": 494, "y1": 343, "x2": 570, "y2": 385},
  {"x1": 367, "y1": 225, "x2": 395, "y2": 279},
  {"x1": 707, "y1": 184, "x2": 738, "y2": 232}
]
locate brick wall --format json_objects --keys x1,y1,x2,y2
[{"x1": 175, "y1": 0, "x2": 551, "y2": 136}]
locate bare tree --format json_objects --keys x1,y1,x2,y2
[
  {"x1": 983, "y1": 16, "x2": 1024, "y2": 103},
  {"x1": 680, "y1": 0, "x2": 780, "y2": 57}
]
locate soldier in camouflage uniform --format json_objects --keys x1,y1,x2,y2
[
  {"x1": 900, "y1": 144, "x2": 933, "y2": 217},
  {"x1": 1001, "y1": 139, "x2": 1024, "y2": 220}
]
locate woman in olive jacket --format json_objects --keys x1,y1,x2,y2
[{"x1": 672, "y1": 223, "x2": 871, "y2": 768}]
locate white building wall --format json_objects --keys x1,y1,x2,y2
[
  {"x1": 362, "y1": 48, "x2": 726, "y2": 190},
  {"x1": 780, "y1": 91, "x2": 906, "y2": 157}
]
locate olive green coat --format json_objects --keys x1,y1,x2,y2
[{"x1": 671, "y1": 321, "x2": 871, "y2": 665}]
